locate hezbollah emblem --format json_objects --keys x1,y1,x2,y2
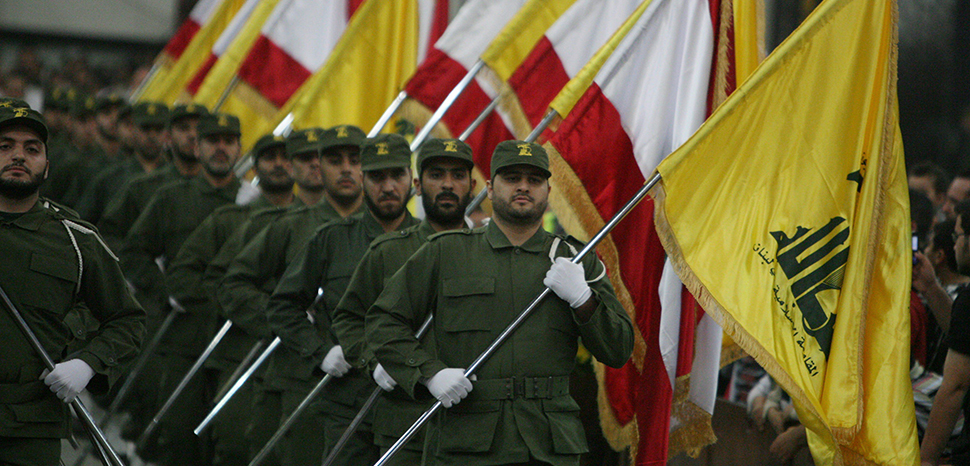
[
  {"x1": 769, "y1": 216, "x2": 849, "y2": 361},
  {"x1": 377, "y1": 143, "x2": 389, "y2": 155},
  {"x1": 14, "y1": 108, "x2": 28, "y2": 118},
  {"x1": 517, "y1": 144, "x2": 533, "y2": 156},
  {"x1": 443, "y1": 141, "x2": 459, "y2": 152},
  {"x1": 218, "y1": 115, "x2": 229, "y2": 127},
  {"x1": 306, "y1": 130, "x2": 318, "y2": 142},
  {"x1": 337, "y1": 126, "x2": 349, "y2": 138}
]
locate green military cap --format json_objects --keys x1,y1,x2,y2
[
  {"x1": 320, "y1": 124, "x2": 366, "y2": 153},
  {"x1": 70, "y1": 94, "x2": 97, "y2": 118},
  {"x1": 416, "y1": 138, "x2": 474, "y2": 175},
  {"x1": 0, "y1": 106, "x2": 49, "y2": 143},
  {"x1": 286, "y1": 127, "x2": 325, "y2": 157},
  {"x1": 361, "y1": 133, "x2": 411, "y2": 171},
  {"x1": 95, "y1": 94, "x2": 126, "y2": 113},
  {"x1": 490, "y1": 140, "x2": 550, "y2": 179},
  {"x1": 168, "y1": 103, "x2": 209, "y2": 126},
  {"x1": 0, "y1": 97, "x2": 31, "y2": 109},
  {"x1": 197, "y1": 112, "x2": 241, "y2": 138},
  {"x1": 253, "y1": 133, "x2": 287, "y2": 160},
  {"x1": 48, "y1": 87, "x2": 80, "y2": 112},
  {"x1": 131, "y1": 101, "x2": 169, "y2": 127}
]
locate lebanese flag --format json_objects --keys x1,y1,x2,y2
[
  {"x1": 479, "y1": 0, "x2": 645, "y2": 164},
  {"x1": 401, "y1": 0, "x2": 528, "y2": 177},
  {"x1": 541, "y1": 0, "x2": 719, "y2": 463}
]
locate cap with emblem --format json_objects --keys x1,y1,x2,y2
[
  {"x1": 0, "y1": 97, "x2": 31, "y2": 109},
  {"x1": 0, "y1": 106, "x2": 49, "y2": 144},
  {"x1": 253, "y1": 133, "x2": 287, "y2": 160},
  {"x1": 360, "y1": 133, "x2": 411, "y2": 171},
  {"x1": 95, "y1": 94, "x2": 126, "y2": 113},
  {"x1": 168, "y1": 103, "x2": 209, "y2": 126},
  {"x1": 416, "y1": 138, "x2": 473, "y2": 175},
  {"x1": 197, "y1": 112, "x2": 241, "y2": 138},
  {"x1": 70, "y1": 95, "x2": 97, "y2": 119},
  {"x1": 131, "y1": 102, "x2": 169, "y2": 127},
  {"x1": 286, "y1": 127, "x2": 325, "y2": 157},
  {"x1": 490, "y1": 140, "x2": 550, "y2": 179},
  {"x1": 320, "y1": 125, "x2": 366, "y2": 153}
]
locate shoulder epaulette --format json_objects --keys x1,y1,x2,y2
[
  {"x1": 427, "y1": 228, "x2": 475, "y2": 242},
  {"x1": 370, "y1": 228, "x2": 417, "y2": 249}
]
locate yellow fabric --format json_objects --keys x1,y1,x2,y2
[
  {"x1": 273, "y1": 0, "x2": 418, "y2": 134},
  {"x1": 733, "y1": 0, "x2": 765, "y2": 84},
  {"x1": 652, "y1": 0, "x2": 918, "y2": 464},
  {"x1": 479, "y1": 0, "x2": 576, "y2": 82},
  {"x1": 139, "y1": 0, "x2": 248, "y2": 104},
  {"x1": 192, "y1": 0, "x2": 282, "y2": 150},
  {"x1": 546, "y1": 0, "x2": 653, "y2": 118}
]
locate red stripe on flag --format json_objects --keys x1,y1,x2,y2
[
  {"x1": 550, "y1": 83, "x2": 670, "y2": 464},
  {"x1": 405, "y1": 49, "x2": 514, "y2": 175},
  {"x1": 348, "y1": 0, "x2": 366, "y2": 19},
  {"x1": 186, "y1": 53, "x2": 218, "y2": 96},
  {"x1": 164, "y1": 20, "x2": 201, "y2": 60},
  {"x1": 237, "y1": 36, "x2": 312, "y2": 108},
  {"x1": 507, "y1": 36, "x2": 570, "y2": 129},
  {"x1": 428, "y1": 0, "x2": 450, "y2": 57}
]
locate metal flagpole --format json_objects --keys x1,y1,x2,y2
[
  {"x1": 211, "y1": 338, "x2": 266, "y2": 403},
  {"x1": 137, "y1": 319, "x2": 233, "y2": 448},
  {"x1": 213, "y1": 76, "x2": 241, "y2": 112},
  {"x1": 319, "y1": 315, "x2": 435, "y2": 466},
  {"x1": 372, "y1": 172, "x2": 663, "y2": 466},
  {"x1": 370, "y1": 91, "x2": 409, "y2": 138},
  {"x1": 0, "y1": 284, "x2": 126, "y2": 466},
  {"x1": 409, "y1": 60, "x2": 486, "y2": 152},
  {"x1": 129, "y1": 60, "x2": 163, "y2": 103}
]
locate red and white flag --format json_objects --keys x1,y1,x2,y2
[{"x1": 164, "y1": 0, "x2": 224, "y2": 63}]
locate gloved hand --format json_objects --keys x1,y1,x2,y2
[
  {"x1": 424, "y1": 368, "x2": 475, "y2": 408},
  {"x1": 543, "y1": 257, "x2": 592, "y2": 308},
  {"x1": 320, "y1": 345, "x2": 352, "y2": 377},
  {"x1": 40, "y1": 359, "x2": 94, "y2": 402},
  {"x1": 373, "y1": 364, "x2": 397, "y2": 392}
]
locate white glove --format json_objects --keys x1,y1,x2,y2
[
  {"x1": 41, "y1": 359, "x2": 94, "y2": 402},
  {"x1": 320, "y1": 345, "x2": 352, "y2": 377},
  {"x1": 373, "y1": 364, "x2": 397, "y2": 392},
  {"x1": 425, "y1": 368, "x2": 474, "y2": 408},
  {"x1": 543, "y1": 257, "x2": 592, "y2": 308}
]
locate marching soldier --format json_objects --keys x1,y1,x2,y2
[
  {"x1": 164, "y1": 133, "x2": 294, "y2": 465},
  {"x1": 267, "y1": 133, "x2": 418, "y2": 466},
  {"x1": 218, "y1": 124, "x2": 366, "y2": 466},
  {"x1": 332, "y1": 138, "x2": 477, "y2": 465},
  {"x1": 366, "y1": 141, "x2": 634, "y2": 466},
  {"x1": 121, "y1": 111, "x2": 243, "y2": 466},
  {"x1": 0, "y1": 105, "x2": 145, "y2": 465}
]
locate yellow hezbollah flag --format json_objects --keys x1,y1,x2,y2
[
  {"x1": 274, "y1": 0, "x2": 419, "y2": 132},
  {"x1": 651, "y1": 0, "x2": 918, "y2": 464},
  {"x1": 479, "y1": 0, "x2": 576, "y2": 81},
  {"x1": 139, "y1": 0, "x2": 248, "y2": 103}
]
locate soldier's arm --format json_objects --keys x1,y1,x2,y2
[
  {"x1": 120, "y1": 191, "x2": 167, "y2": 296},
  {"x1": 217, "y1": 224, "x2": 280, "y2": 339},
  {"x1": 204, "y1": 220, "x2": 252, "y2": 317},
  {"x1": 333, "y1": 246, "x2": 384, "y2": 366},
  {"x1": 71, "y1": 225, "x2": 147, "y2": 392},
  {"x1": 572, "y1": 253, "x2": 634, "y2": 369},
  {"x1": 165, "y1": 212, "x2": 222, "y2": 309},
  {"x1": 97, "y1": 180, "x2": 135, "y2": 253},
  {"x1": 267, "y1": 229, "x2": 328, "y2": 367},
  {"x1": 366, "y1": 242, "x2": 445, "y2": 398}
]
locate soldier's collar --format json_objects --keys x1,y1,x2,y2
[
  {"x1": 2, "y1": 202, "x2": 47, "y2": 231},
  {"x1": 484, "y1": 221, "x2": 546, "y2": 252},
  {"x1": 417, "y1": 220, "x2": 437, "y2": 240}
]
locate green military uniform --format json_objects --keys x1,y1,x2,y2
[
  {"x1": 218, "y1": 125, "x2": 366, "y2": 466},
  {"x1": 333, "y1": 220, "x2": 439, "y2": 464},
  {"x1": 121, "y1": 113, "x2": 243, "y2": 466},
  {"x1": 98, "y1": 163, "x2": 189, "y2": 253},
  {"x1": 367, "y1": 223, "x2": 634, "y2": 466},
  {"x1": 266, "y1": 132, "x2": 417, "y2": 466},
  {"x1": 0, "y1": 103, "x2": 145, "y2": 465}
]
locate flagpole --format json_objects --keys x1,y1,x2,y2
[
  {"x1": 194, "y1": 287, "x2": 324, "y2": 435},
  {"x1": 409, "y1": 60, "x2": 486, "y2": 152},
  {"x1": 130, "y1": 59, "x2": 163, "y2": 103},
  {"x1": 370, "y1": 91, "x2": 409, "y2": 137},
  {"x1": 212, "y1": 338, "x2": 266, "y2": 402},
  {"x1": 137, "y1": 319, "x2": 233, "y2": 448},
  {"x1": 465, "y1": 107, "x2": 558, "y2": 216},
  {"x1": 0, "y1": 283, "x2": 125, "y2": 466},
  {"x1": 373, "y1": 171, "x2": 662, "y2": 466},
  {"x1": 213, "y1": 76, "x2": 241, "y2": 112}
]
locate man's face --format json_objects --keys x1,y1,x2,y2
[
  {"x1": 289, "y1": 150, "x2": 324, "y2": 193},
  {"x1": 169, "y1": 116, "x2": 200, "y2": 161},
  {"x1": 96, "y1": 106, "x2": 121, "y2": 141},
  {"x1": 943, "y1": 177, "x2": 970, "y2": 220},
  {"x1": 0, "y1": 126, "x2": 47, "y2": 200},
  {"x1": 418, "y1": 158, "x2": 474, "y2": 226},
  {"x1": 196, "y1": 133, "x2": 241, "y2": 179},
  {"x1": 363, "y1": 167, "x2": 411, "y2": 222},
  {"x1": 254, "y1": 146, "x2": 293, "y2": 194},
  {"x1": 909, "y1": 175, "x2": 945, "y2": 209},
  {"x1": 135, "y1": 124, "x2": 167, "y2": 162},
  {"x1": 955, "y1": 215, "x2": 970, "y2": 274},
  {"x1": 320, "y1": 146, "x2": 362, "y2": 205},
  {"x1": 487, "y1": 165, "x2": 550, "y2": 227},
  {"x1": 72, "y1": 116, "x2": 97, "y2": 148}
]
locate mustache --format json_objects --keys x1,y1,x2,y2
[
  {"x1": 378, "y1": 193, "x2": 401, "y2": 202},
  {"x1": 434, "y1": 192, "x2": 460, "y2": 203},
  {"x1": 1, "y1": 162, "x2": 30, "y2": 175}
]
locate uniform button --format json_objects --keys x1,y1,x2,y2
[
  {"x1": 108, "y1": 357, "x2": 115, "y2": 363},
  {"x1": 76, "y1": 330, "x2": 84, "y2": 337},
  {"x1": 407, "y1": 358, "x2": 416, "y2": 365},
  {"x1": 514, "y1": 248, "x2": 521, "y2": 255}
]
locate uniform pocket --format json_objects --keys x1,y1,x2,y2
[
  {"x1": 542, "y1": 396, "x2": 588, "y2": 455},
  {"x1": 440, "y1": 277, "x2": 495, "y2": 333},
  {"x1": 436, "y1": 400, "x2": 501, "y2": 453},
  {"x1": 9, "y1": 396, "x2": 66, "y2": 424}
]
